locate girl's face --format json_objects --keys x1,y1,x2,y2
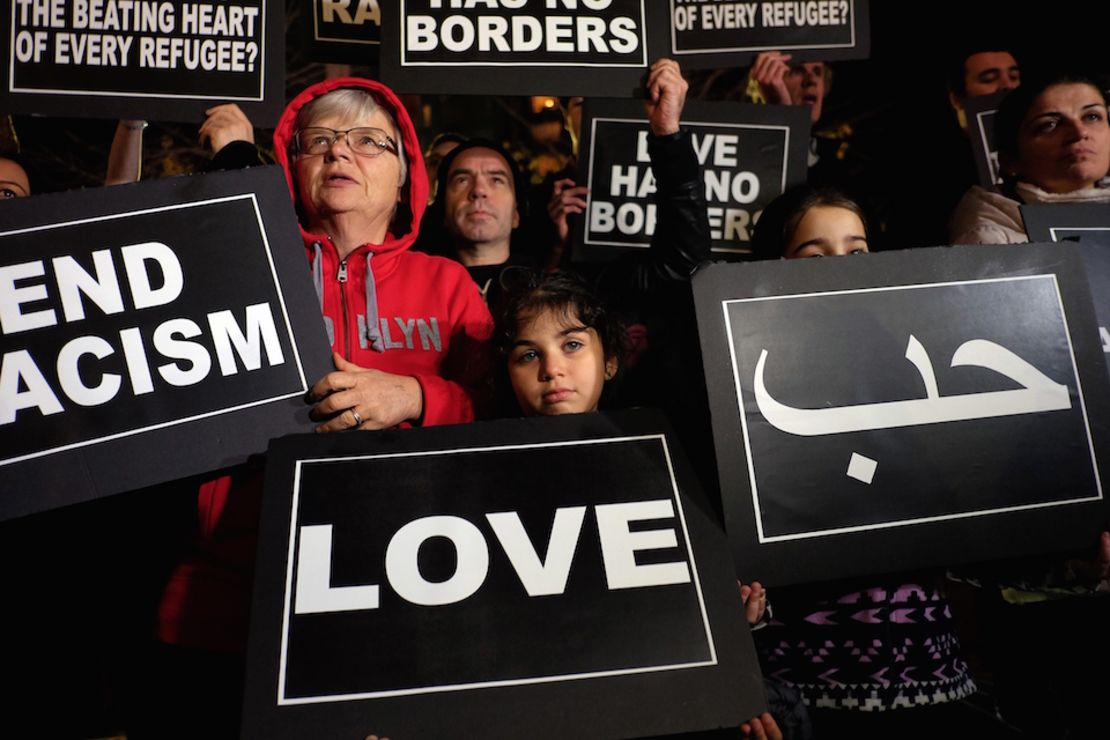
[
  {"x1": 1013, "y1": 82, "x2": 1110, "y2": 193},
  {"x1": 784, "y1": 205, "x2": 869, "y2": 259},
  {"x1": 508, "y1": 307, "x2": 616, "y2": 416}
]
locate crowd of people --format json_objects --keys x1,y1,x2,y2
[{"x1": 3, "y1": 22, "x2": 1110, "y2": 740}]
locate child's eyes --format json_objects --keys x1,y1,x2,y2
[
  {"x1": 514, "y1": 349, "x2": 538, "y2": 364},
  {"x1": 564, "y1": 340, "x2": 584, "y2": 351}
]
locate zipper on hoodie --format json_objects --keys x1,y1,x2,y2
[{"x1": 337, "y1": 258, "x2": 351, "y2": 359}]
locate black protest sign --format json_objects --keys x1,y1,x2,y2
[
  {"x1": 378, "y1": 0, "x2": 648, "y2": 96},
  {"x1": 575, "y1": 98, "x2": 809, "y2": 261},
  {"x1": 1, "y1": 0, "x2": 283, "y2": 123},
  {"x1": 243, "y1": 410, "x2": 763, "y2": 739},
  {"x1": 965, "y1": 90, "x2": 1007, "y2": 188},
  {"x1": 647, "y1": 0, "x2": 869, "y2": 69},
  {"x1": 0, "y1": 166, "x2": 333, "y2": 521},
  {"x1": 304, "y1": 0, "x2": 381, "y2": 65},
  {"x1": 1022, "y1": 202, "x2": 1110, "y2": 370},
  {"x1": 694, "y1": 244, "x2": 1110, "y2": 585}
]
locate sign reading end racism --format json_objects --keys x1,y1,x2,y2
[
  {"x1": 379, "y1": 0, "x2": 649, "y2": 96},
  {"x1": 243, "y1": 410, "x2": 764, "y2": 739},
  {"x1": 0, "y1": 166, "x2": 333, "y2": 520},
  {"x1": 1, "y1": 0, "x2": 284, "y2": 122},
  {"x1": 647, "y1": 0, "x2": 870, "y2": 68},
  {"x1": 575, "y1": 98, "x2": 809, "y2": 260},
  {"x1": 694, "y1": 245, "x2": 1110, "y2": 585}
]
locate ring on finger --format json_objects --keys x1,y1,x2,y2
[{"x1": 349, "y1": 408, "x2": 364, "y2": 428}]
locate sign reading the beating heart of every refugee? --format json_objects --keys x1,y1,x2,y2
[{"x1": 2, "y1": 0, "x2": 284, "y2": 122}]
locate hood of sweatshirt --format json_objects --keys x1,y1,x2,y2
[{"x1": 272, "y1": 76, "x2": 428, "y2": 258}]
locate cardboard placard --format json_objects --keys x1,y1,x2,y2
[
  {"x1": 693, "y1": 244, "x2": 1110, "y2": 585},
  {"x1": 647, "y1": 0, "x2": 870, "y2": 68},
  {"x1": 1021, "y1": 202, "x2": 1110, "y2": 370},
  {"x1": 379, "y1": 0, "x2": 649, "y2": 96},
  {"x1": 0, "y1": 166, "x2": 333, "y2": 520},
  {"x1": 243, "y1": 410, "x2": 764, "y2": 739},
  {"x1": 574, "y1": 98, "x2": 809, "y2": 260},
  {"x1": 304, "y1": 0, "x2": 381, "y2": 65},
  {"x1": 1, "y1": 0, "x2": 284, "y2": 123},
  {"x1": 965, "y1": 89, "x2": 1007, "y2": 189}
]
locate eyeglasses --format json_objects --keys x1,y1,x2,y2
[{"x1": 294, "y1": 127, "x2": 398, "y2": 157}]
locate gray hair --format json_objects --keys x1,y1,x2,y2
[{"x1": 294, "y1": 88, "x2": 408, "y2": 187}]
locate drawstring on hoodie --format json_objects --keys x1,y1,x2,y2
[
  {"x1": 363, "y1": 253, "x2": 383, "y2": 352},
  {"x1": 310, "y1": 241, "x2": 385, "y2": 353}
]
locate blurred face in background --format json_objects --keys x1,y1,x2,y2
[{"x1": 784, "y1": 62, "x2": 826, "y2": 124}]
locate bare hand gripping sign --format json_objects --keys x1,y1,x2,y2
[
  {"x1": 2, "y1": 0, "x2": 283, "y2": 122},
  {"x1": 0, "y1": 167, "x2": 332, "y2": 520},
  {"x1": 380, "y1": 0, "x2": 649, "y2": 96},
  {"x1": 694, "y1": 245, "x2": 1110, "y2": 585}
]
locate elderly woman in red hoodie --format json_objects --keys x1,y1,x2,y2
[{"x1": 138, "y1": 79, "x2": 492, "y2": 738}]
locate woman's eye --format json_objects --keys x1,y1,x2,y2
[
  {"x1": 1, "y1": 188, "x2": 17, "y2": 199},
  {"x1": 564, "y1": 340, "x2": 583, "y2": 351},
  {"x1": 1035, "y1": 119, "x2": 1058, "y2": 133}
]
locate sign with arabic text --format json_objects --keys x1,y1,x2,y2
[
  {"x1": 647, "y1": 0, "x2": 870, "y2": 68},
  {"x1": 574, "y1": 98, "x2": 809, "y2": 261},
  {"x1": 1, "y1": 0, "x2": 284, "y2": 123},
  {"x1": 0, "y1": 166, "x2": 333, "y2": 521},
  {"x1": 242, "y1": 410, "x2": 763, "y2": 739},
  {"x1": 694, "y1": 244, "x2": 1110, "y2": 585},
  {"x1": 1021, "y1": 202, "x2": 1110, "y2": 371},
  {"x1": 379, "y1": 0, "x2": 649, "y2": 96}
]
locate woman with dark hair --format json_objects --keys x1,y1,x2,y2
[{"x1": 950, "y1": 72, "x2": 1110, "y2": 244}]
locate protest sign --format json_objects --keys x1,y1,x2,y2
[
  {"x1": 243, "y1": 410, "x2": 764, "y2": 739},
  {"x1": 379, "y1": 0, "x2": 649, "y2": 96},
  {"x1": 1022, "y1": 202, "x2": 1110, "y2": 370},
  {"x1": 1, "y1": 0, "x2": 283, "y2": 123},
  {"x1": 694, "y1": 244, "x2": 1110, "y2": 585},
  {"x1": 965, "y1": 89, "x2": 1007, "y2": 188},
  {"x1": 574, "y1": 98, "x2": 809, "y2": 260},
  {"x1": 0, "y1": 166, "x2": 333, "y2": 520},
  {"x1": 303, "y1": 0, "x2": 381, "y2": 65},
  {"x1": 647, "y1": 0, "x2": 870, "y2": 68}
]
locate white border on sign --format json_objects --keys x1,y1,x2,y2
[
  {"x1": 399, "y1": 1, "x2": 649, "y2": 67},
  {"x1": 0, "y1": 193, "x2": 309, "y2": 468},
  {"x1": 276, "y1": 434, "x2": 718, "y2": 705},
  {"x1": 1048, "y1": 227, "x2": 1110, "y2": 240},
  {"x1": 668, "y1": 0, "x2": 858, "y2": 56},
  {"x1": 313, "y1": 0, "x2": 381, "y2": 45},
  {"x1": 8, "y1": 2, "x2": 267, "y2": 101},
  {"x1": 584, "y1": 117, "x2": 789, "y2": 254},
  {"x1": 720, "y1": 274, "x2": 1103, "y2": 543}
]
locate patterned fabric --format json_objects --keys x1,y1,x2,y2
[{"x1": 757, "y1": 579, "x2": 976, "y2": 712}]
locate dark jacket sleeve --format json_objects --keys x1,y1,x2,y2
[
  {"x1": 204, "y1": 140, "x2": 265, "y2": 172},
  {"x1": 645, "y1": 129, "x2": 711, "y2": 281}
]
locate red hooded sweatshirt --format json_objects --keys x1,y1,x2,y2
[{"x1": 156, "y1": 78, "x2": 493, "y2": 652}]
